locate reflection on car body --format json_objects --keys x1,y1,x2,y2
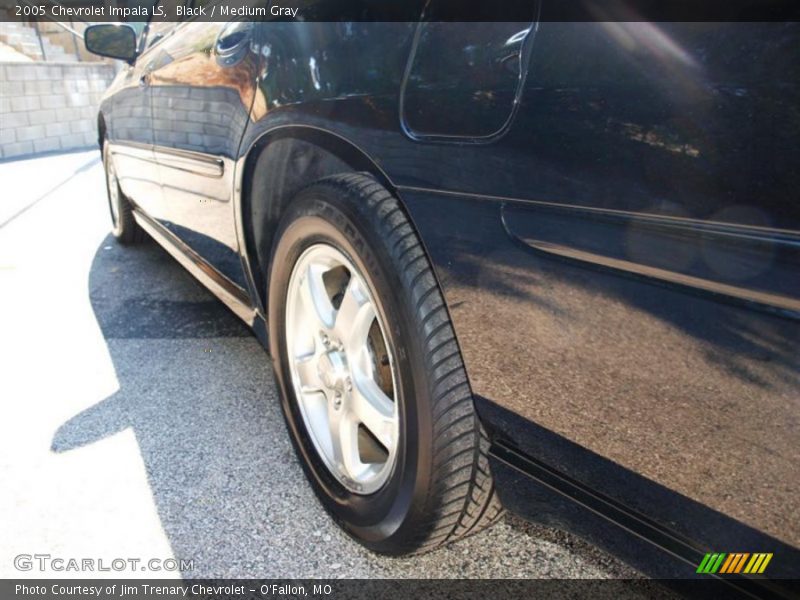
[{"x1": 87, "y1": 11, "x2": 799, "y2": 594}]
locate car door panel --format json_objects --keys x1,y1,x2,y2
[
  {"x1": 94, "y1": 17, "x2": 799, "y2": 576},
  {"x1": 390, "y1": 21, "x2": 800, "y2": 569},
  {"x1": 103, "y1": 59, "x2": 161, "y2": 216},
  {"x1": 148, "y1": 20, "x2": 261, "y2": 289}
]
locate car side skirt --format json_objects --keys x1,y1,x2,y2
[
  {"x1": 489, "y1": 435, "x2": 796, "y2": 599},
  {"x1": 132, "y1": 207, "x2": 260, "y2": 331}
]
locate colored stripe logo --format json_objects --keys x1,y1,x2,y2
[{"x1": 696, "y1": 552, "x2": 773, "y2": 574}]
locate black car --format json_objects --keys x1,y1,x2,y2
[{"x1": 85, "y1": 12, "x2": 799, "y2": 591}]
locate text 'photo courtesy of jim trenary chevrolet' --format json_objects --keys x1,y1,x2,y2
[{"x1": 1, "y1": 1, "x2": 798, "y2": 599}]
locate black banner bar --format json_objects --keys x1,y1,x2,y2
[
  {"x1": 2, "y1": 0, "x2": 800, "y2": 23},
  {"x1": 4, "y1": 579, "x2": 800, "y2": 600}
]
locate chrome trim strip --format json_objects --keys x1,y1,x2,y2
[
  {"x1": 110, "y1": 141, "x2": 224, "y2": 177},
  {"x1": 496, "y1": 204, "x2": 800, "y2": 315},
  {"x1": 151, "y1": 145, "x2": 225, "y2": 178},
  {"x1": 108, "y1": 140, "x2": 156, "y2": 165},
  {"x1": 109, "y1": 139, "x2": 153, "y2": 153},
  {"x1": 398, "y1": 185, "x2": 798, "y2": 315},
  {"x1": 516, "y1": 238, "x2": 799, "y2": 314}
]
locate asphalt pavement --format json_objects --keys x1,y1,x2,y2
[{"x1": 0, "y1": 150, "x2": 643, "y2": 580}]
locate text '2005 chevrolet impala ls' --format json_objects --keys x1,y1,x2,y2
[{"x1": 83, "y1": 5, "x2": 799, "y2": 595}]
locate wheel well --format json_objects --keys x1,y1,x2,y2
[
  {"x1": 97, "y1": 113, "x2": 106, "y2": 148},
  {"x1": 241, "y1": 127, "x2": 395, "y2": 313}
]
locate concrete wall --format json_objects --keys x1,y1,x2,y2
[
  {"x1": 35, "y1": 22, "x2": 107, "y2": 63},
  {"x1": 0, "y1": 61, "x2": 116, "y2": 160}
]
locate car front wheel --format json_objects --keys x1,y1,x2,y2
[{"x1": 102, "y1": 142, "x2": 144, "y2": 245}]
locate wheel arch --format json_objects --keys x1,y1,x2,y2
[
  {"x1": 239, "y1": 125, "x2": 397, "y2": 314},
  {"x1": 97, "y1": 112, "x2": 107, "y2": 148}
]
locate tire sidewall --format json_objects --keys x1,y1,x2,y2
[
  {"x1": 102, "y1": 143, "x2": 124, "y2": 239},
  {"x1": 267, "y1": 184, "x2": 435, "y2": 551}
]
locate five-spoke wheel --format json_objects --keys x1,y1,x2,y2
[
  {"x1": 286, "y1": 244, "x2": 398, "y2": 494},
  {"x1": 269, "y1": 173, "x2": 502, "y2": 555}
]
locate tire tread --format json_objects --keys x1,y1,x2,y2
[{"x1": 310, "y1": 173, "x2": 503, "y2": 554}]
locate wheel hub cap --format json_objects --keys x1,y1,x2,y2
[
  {"x1": 285, "y1": 244, "x2": 399, "y2": 495},
  {"x1": 317, "y1": 350, "x2": 348, "y2": 397}
]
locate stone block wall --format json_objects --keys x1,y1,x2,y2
[{"x1": 0, "y1": 61, "x2": 117, "y2": 160}]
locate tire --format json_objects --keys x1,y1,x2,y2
[
  {"x1": 267, "y1": 173, "x2": 503, "y2": 555},
  {"x1": 102, "y1": 142, "x2": 145, "y2": 245}
]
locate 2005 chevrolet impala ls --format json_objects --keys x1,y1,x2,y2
[{"x1": 83, "y1": 8, "x2": 799, "y2": 593}]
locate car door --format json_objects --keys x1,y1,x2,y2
[
  {"x1": 431, "y1": 21, "x2": 800, "y2": 572},
  {"x1": 103, "y1": 23, "x2": 161, "y2": 218},
  {"x1": 147, "y1": 15, "x2": 262, "y2": 289}
]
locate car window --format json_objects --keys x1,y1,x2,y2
[{"x1": 139, "y1": 0, "x2": 189, "y2": 52}]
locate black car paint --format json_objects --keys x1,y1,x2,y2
[{"x1": 98, "y1": 16, "x2": 800, "y2": 587}]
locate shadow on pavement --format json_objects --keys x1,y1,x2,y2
[{"x1": 49, "y1": 232, "x2": 641, "y2": 579}]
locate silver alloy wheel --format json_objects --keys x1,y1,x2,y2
[{"x1": 286, "y1": 243, "x2": 399, "y2": 494}]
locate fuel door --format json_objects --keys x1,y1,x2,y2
[{"x1": 400, "y1": 2, "x2": 538, "y2": 142}]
